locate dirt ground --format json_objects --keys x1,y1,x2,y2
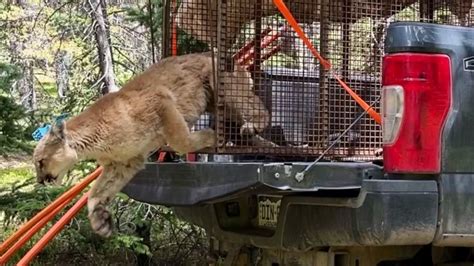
[{"x1": 0, "y1": 153, "x2": 32, "y2": 169}]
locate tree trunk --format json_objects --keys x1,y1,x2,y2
[
  {"x1": 8, "y1": 33, "x2": 36, "y2": 111},
  {"x1": 55, "y1": 50, "x2": 72, "y2": 98},
  {"x1": 89, "y1": 0, "x2": 119, "y2": 95},
  {"x1": 17, "y1": 60, "x2": 36, "y2": 112}
]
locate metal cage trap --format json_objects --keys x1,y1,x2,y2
[{"x1": 162, "y1": 0, "x2": 474, "y2": 161}]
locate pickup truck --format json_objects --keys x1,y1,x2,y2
[{"x1": 122, "y1": 22, "x2": 474, "y2": 266}]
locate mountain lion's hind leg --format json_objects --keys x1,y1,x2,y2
[
  {"x1": 87, "y1": 155, "x2": 145, "y2": 237},
  {"x1": 161, "y1": 101, "x2": 216, "y2": 154}
]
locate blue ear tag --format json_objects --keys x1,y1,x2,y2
[
  {"x1": 32, "y1": 113, "x2": 70, "y2": 141},
  {"x1": 32, "y1": 124, "x2": 52, "y2": 141}
]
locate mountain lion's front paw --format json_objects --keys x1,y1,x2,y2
[{"x1": 88, "y1": 203, "x2": 114, "y2": 237}]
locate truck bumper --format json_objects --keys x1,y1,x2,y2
[{"x1": 122, "y1": 162, "x2": 438, "y2": 250}]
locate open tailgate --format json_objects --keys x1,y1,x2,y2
[{"x1": 122, "y1": 162, "x2": 383, "y2": 205}]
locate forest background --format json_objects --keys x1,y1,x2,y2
[{"x1": 0, "y1": 0, "x2": 210, "y2": 264}]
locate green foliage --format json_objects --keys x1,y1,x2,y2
[
  {"x1": 126, "y1": 0, "x2": 209, "y2": 56},
  {"x1": 0, "y1": 63, "x2": 20, "y2": 91},
  {"x1": 174, "y1": 0, "x2": 210, "y2": 55},
  {"x1": 0, "y1": 0, "x2": 103, "y2": 155},
  {"x1": 0, "y1": 63, "x2": 34, "y2": 155},
  {"x1": 0, "y1": 1, "x2": 209, "y2": 264},
  {"x1": 0, "y1": 167, "x2": 207, "y2": 265},
  {"x1": 0, "y1": 181, "x2": 65, "y2": 228},
  {"x1": 106, "y1": 233, "x2": 152, "y2": 256},
  {"x1": 125, "y1": 0, "x2": 163, "y2": 37},
  {"x1": 0, "y1": 166, "x2": 34, "y2": 187},
  {"x1": 176, "y1": 29, "x2": 209, "y2": 55}
]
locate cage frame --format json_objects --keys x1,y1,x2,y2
[{"x1": 162, "y1": 0, "x2": 473, "y2": 160}]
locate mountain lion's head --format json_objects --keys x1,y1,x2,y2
[{"x1": 33, "y1": 123, "x2": 78, "y2": 185}]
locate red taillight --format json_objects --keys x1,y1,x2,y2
[{"x1": 382, "y1": 53, "x2": 452, "y2": 174}]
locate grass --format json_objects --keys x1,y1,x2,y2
[
  {"x1": 0, "y1": 159, "x2": 36, "y2": 258},
  {"x1": 0, "y1": 166, "x2": 35, "y2": 189}
]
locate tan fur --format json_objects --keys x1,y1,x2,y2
[{"x1": 33, "y1": 52, "x2": 269, "y2": 237}]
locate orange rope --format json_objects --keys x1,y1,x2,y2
[
  {"x1": 333, "y1": 73, "x2": 382, "y2": 124},
  {"x1": 272, "y1": 0, "x2": 381, "y2": 124},
  {"x1": 273, "y1": 1, "x2": 331, "y2": 70},
  {"x1": 0, "y1": 167, "x2": 101, "y2": 259},
  {"x1": 17, "y1": 192, "x2": 90, "y2": 265},
  {"x1": 0, "y1": 196, "x2": 71, "y2": 264}
]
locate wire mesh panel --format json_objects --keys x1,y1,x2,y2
[
  {"x1": 161, "y1": 0, "x2": 216, "y2": 153},
  {"x1": 166, "y1": 0, "x2": 474, "y2": 160}
]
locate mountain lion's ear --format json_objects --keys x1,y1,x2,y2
[{"x1": 51, "y1": 120, "x2": 65, "y2": 140}]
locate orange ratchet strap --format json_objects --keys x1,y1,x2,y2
[{"x1": 273, "y1": 0, "x2": 381, "y2": 125}]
